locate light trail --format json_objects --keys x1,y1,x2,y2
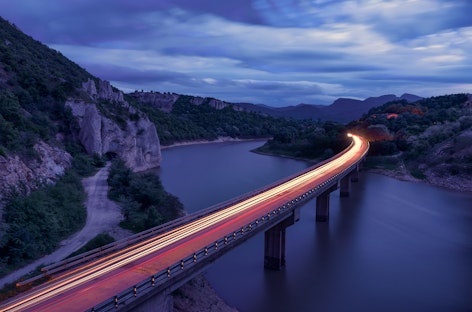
[{"x1": 0, "y1": 134, "x2": 368, "y2": 312}]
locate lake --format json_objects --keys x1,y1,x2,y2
[{"x1": 158, "y1": 140, "x2": 472, "y2": 312}]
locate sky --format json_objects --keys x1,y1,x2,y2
[{"x1": 1, "y1": 0, "x2": 471, "y2": 106}]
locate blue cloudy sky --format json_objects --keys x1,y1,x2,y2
[{"x1": 1, "y1": 0, "x2": 471, "y2": 106}]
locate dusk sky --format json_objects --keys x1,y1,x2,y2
[{"x1": 1, "y1": 0, "x2": 471, "y2": 106}]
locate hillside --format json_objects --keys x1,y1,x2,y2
[
  {"x1": 350, "y1": 93, "x2": 472, "y2": 191},
  {"x1": 256, "y1": 93, "x2": 472, "y2": 192},
  {"x1": 0, "y1": 16, "x2": 161, "y2": 193},
  {"x1": 0, "y1": 16, "x2": 169, "y2": 282},
  {"x1": 128, "y1": 92, "x2": 314, "y2": 146}
]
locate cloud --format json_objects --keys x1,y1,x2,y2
[
  {"x1": 1, "y1": 0, "x2": 471, "y2": 106},
  {"x1": 252, "y1": 0, "x2": 472, "y2": 40}
]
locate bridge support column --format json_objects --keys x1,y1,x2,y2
[
  {"x1": 340, "y1": 174, "x2": 351, "y2": 197},
  {"x1": 351, "y1": 165, "x2": 359, "y2": 182},
  {"x1": 264, "y1": 208, "x2": 299, "y2": 270},
  {"x1": 316, "y1": 185, "x2": 337, "y2": 222}
]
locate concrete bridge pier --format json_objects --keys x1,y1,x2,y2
[
  {"x1": 264, "y1": 208, "x2": 300, "y2": 270},
  {"x1": 316, "y1": 185, "x2": 338, "y2": 222},
  {"x1": 340, "y1": 174, "x2": 351, "y2": 197},
  {"x1": 351, "y1": 164, "x2": 360, "y2": 182}
]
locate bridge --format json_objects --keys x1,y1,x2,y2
[{"x1": 0, "y1": 134, "x2": 369, "y2": 312}]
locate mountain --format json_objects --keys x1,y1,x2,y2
[
  {"x1": 130, "y1": 91, "x2": 422, "y2": 124},
  {"x1": 237, "y1": 93, "x2": 423, "y2": 123}
]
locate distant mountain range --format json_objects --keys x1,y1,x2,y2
[
  {"x1": 130, "y1": 91, "x2": 423, "y2": 124},
  {"x1": 235, "y1": 93, "x2": 423, "y2": 123}
]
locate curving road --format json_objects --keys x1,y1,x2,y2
[{"x1": 0, "y1": 134, "x2": 369, "y2": 312}]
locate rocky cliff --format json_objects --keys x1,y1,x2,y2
[
  {"x1": 129, "y1": 91, "x2": 244, "y2": 112},
  {"x1": 66, "y1": 79, "x2": 161, "y2": 172},
  {"x1": 0, "y1": 141, "x2": 72, "y2": 200}
]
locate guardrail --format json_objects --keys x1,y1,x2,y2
[{"x1": 20, "y1": 141, "x2": 360, "y2": 287}]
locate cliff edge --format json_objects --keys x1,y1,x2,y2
[{"x1": 66, "y1": 79, "x2": 161, "y2": 172}]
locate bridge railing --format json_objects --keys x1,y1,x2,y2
[
  {"x1": 88, "y1": 187, "x2": 316, "y2": 312},
  {"x1": 23, "y1": 140, "x2": 360, "y2": 287},
  {"x1": 87, "y1": 146, "x2": 368, "y2": 311}
]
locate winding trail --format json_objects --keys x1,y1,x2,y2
[{"x1": 0, "y1": 164, "x2": 125, "y2": 289}]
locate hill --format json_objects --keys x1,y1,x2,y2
[
  {"x1": 255, "y1": 92, "x2": 472, "y2": 192},
  {"x1": 0, "y1": 16, "x2": 161, "y2": 192},
  {"x1": 350, "y1": 93, "x2": 472, "y2": 191},
  {"x1": 0, "y1": 16, "x2": 173, "y2": 281},
  {"x1": 128, "y1": 92, "x2": 315, "y2": 146},
  {"x1": 237, "y1": 93, "x2": 423, "y2": 123}
]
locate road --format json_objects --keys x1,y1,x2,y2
[
  {"x1": 0, "y1": 134, "x2": 369, "y2": 312},
  {"x1": 0, "y1": 164, "x2": 125, "y2": 290}
]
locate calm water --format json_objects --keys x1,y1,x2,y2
[{"x1": 158, "y1": 141, "x2": 472, "y2": 312}]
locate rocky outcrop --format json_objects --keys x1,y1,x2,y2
[
  {"x1": 420, "y1": 128, "x2": 472, "y2": 192},
  {"x1": 129, "y1": 91, "x2": 244, "y2": 112},
  {"x1": 66, "y1": 79, "x2": 161, "y2": 172},
  {"x1": 130, "y1": 91, "x2": 180, "y2": 112},
  {"x1": 82, "y1": 79, "x2": 125, "y2": 103},
  {"x1": 174, "y1": 275, "x2": 238, "y2": 312},
  {"x1": 0, "y1": 141, "x2": 72, "y2": 200}
]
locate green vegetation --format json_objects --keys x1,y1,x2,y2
[
  {"x1": 0, "y1": 17, "x2": 92, "y2": 158},
  {"x1": 96, "y1": 98, "x2": 140, "y2": 130},
  {"x1": 0, "y1": 17, "x2": 186, "y2": 284},
  {"x1": 256, "y1": 121, "x2": 350, "y2": 160},
  {"x1": 129, "y1": 95, "x2": 307, "y2": 145},
  {"x1": 0, "y1": 171, "x2": 85, "y2": 276},
  {"x1": 128, "y1": 93, "x2": 351, "y2": 160},
  {"x1": 107, "y1": 160, "x2": 185, "y2": 233},
  {"x1": 1, "y1": 13, "x2": 470, "y2": 297},
  {"x1": 349, "y1": 94, "x2": 472, "y2": 177},
  {"x1": 0, "y1": 147, "x2": 105, "y2": 278},
  {"x1": 254, "y1": 94, "x2": 472, "y2": 184},
  {"x1": 67, "y1": 233, "x2": 116, "y2": 259}
]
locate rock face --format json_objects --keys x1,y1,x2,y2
[
  {"x1": 66, "y1": 79, "x2": 161, "y2": 172},
  {"x1": 129, "y1": 91, "x2": 244, "y2": 112},
  {"x1": 174, "y1": 275, "x2": 239, "y2": 312},
  {"x1": 82, "y1": 79, "x2": 125, "y2": 103},
  {"x1": 130, "y1": 91, "x2": 180, "y2": 112},
  {"x1": 421, "y1": 128, "x2": 472, "y2": 192},
  {"x1": 0, "y1": 141, "x2": 72, "y2": 200}
]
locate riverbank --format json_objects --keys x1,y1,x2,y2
[
  {"x1": 174, "y1": 275, "x2": 238, "y2": 312},
  {"x1": 161, "y1": 137, "x2": 270, "y2": 150},
  {"x1": 255, "y1": 144, "x2": 472, "y2": 193},
  {"x1": 251, "y1": 147, "x2": 319, "y2": 164},
  {"x1": 369, "y1": 167, "x2": 472, "y2": 193}
]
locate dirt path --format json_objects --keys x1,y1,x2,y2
[{"x1": 0, "y1": 164, "x2": 128, "y2": 289}]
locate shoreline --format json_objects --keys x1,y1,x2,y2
[
  {"x1": 367, "y1": 168, "x2": 472, "y2": 194},
  {"x1": 165, "y1": 140, "x2": 468, "y2": 310},
  {"x1": 163, "y1": 139, "x2": 472, "y2": 194},
  {"x1": 160, "y1": 137, "x2": 271, "y2": 150},
  {"x1": 251, "y1": 148, "x2": 319, "y2": 164}
]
